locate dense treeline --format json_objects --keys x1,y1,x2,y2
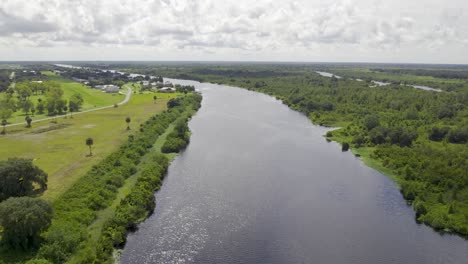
[
  {"x1": 161, "y1": 119, "x2": 191, "y2": 153},
  {"x1": 94, "y1": 154, "x2": 169, "y2": 263},
  {"x1": 0, "y1": 80, "x2": 84, "y2": 125},
  {"x1": 372, "y1": 68, "x2": 468, "y2": 79},
  {"x1": 328, "y1": 69, "x2": 468, "y2": 92},
  {"x1": 0, "y1": 70, "x2": 12, "y2": 92},
  {"x1": 118, "y1": 64, "x2": 468, "y2": 237},
  {"x1": 23, "y1": 93, "x2": 202, "y2": 263}
]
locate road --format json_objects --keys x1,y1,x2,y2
[{"x1": 5, "y1": 85, "x2": 132, "y2": 127}]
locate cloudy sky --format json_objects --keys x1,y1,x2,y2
[{"x1": 0, "y1": 0, "x2": 467, "y2": 63}]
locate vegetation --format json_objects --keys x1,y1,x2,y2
[
  {"x1": 0, "y1": 197, "x2": 53, "y2": 250},
  {"x1": 0, "y1": 90, "x2": 201, "y2": 263},
  {"x1": 0, "y1": 158, "x2": 48, "y2": 202},
  {"x1": 31, "y1": 93, "x2": 201, "y2": 263},
  {"x1": 161, "y1": 119, "x2": 190, "y2": 153},
  {"x1": 86, "y1": 138, "x2": 94, "y2": 156},
  {"x1": 0, "y1": 74, "x2": 122, "y2": 125},
  {"x1": 0, "y1": 91, "x2": 176, "y2": 202},
  {"x1": 125, "y1": 117, "x2": 131, "y2": 130}
]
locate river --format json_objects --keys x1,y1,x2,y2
[
  {"x1": 315, "y1": 71, "x2": 442, "y2": 92},
  {"x1": 121, "y1": 80, "x2": 467, "y2": 264}
]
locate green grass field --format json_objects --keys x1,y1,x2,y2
[
  {"x1": 7, "y1": 75, "x2": 124, "y2": 124},
  {"x1": 0, "y1": 91, "x2": 180, "y2": 201}
]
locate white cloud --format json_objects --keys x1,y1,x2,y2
[{"x1": 0, "y1": 0, "x2": 467, "y2": 63}]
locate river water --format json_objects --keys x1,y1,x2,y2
[{"x1": 121, "y1": 80, "x2": 467, "y2": 263}]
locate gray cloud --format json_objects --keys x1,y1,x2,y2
[
  {"x1": 0, "y1": 0, "x2": 467, "y2": 63},
  {"x1": 0, "y1": 8, "x2": 57, "y2": 35}
]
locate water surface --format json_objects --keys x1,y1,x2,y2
[{"x1": 121, "y1": 80, "x2": 467, "y2": 264}]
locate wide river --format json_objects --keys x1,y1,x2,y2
[{"x1": 121, "y1": 80, "x2": 467, "y2": 264}]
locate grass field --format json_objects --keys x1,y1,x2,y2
[
  {"x1": 7, "y1": 75, "x2": 124, "y2": 124},
  {"x1": 0, "y1": 91, "x2": 180, "y2": 201}
]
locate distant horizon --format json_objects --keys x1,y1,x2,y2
[{"x1": 1, "y1": 60, "x2": 468, "y2": 66}]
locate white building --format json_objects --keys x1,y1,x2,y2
[
  {"x1": 94, "y1": 84, "x2": 119, "y2": 93},
  {"x1": 159, "y1": 87, "x2": 176, "y2": 93},
  {"x1": 103, "y1": 85, "x2": 120, "y2": 93}
]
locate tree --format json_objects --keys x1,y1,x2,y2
[
  {"x1": 86, "y1": 137, "x2": 94, "y2": 156},
  {"x1": 429, "y1": 127, "x2": 449, "y2": 141},
  {"x1": 1, "y1": 118, "x2": 7, "y2": 134},
  {"x1": 0, "y1": 158, "x2": 48, "y2": 201},
  {"x1": 363, "y1": 115, "x2": 380, "y2": 130},
  {"x1": 153, "y1": 95, "x2": 157, "y2": 104},
  {"x1": 0, "y1": 197, "x2": 53, "y2": 249},
  {"x1": 20, "y1": 98, "x2": 34, "y2": 115},
  {"x1": 26, "y1": 115, "x2": 33, "y2": 128},
  {"x1": 37, "y1": 99, "x2": 45, "y2": 114},
  {"x1": 167, "y1": 98, "x2": 180, "y2": 108},
  {"x1": 0, "y1": 95, "x2": 14, "y2": 121},
  {"x1": 63, "y1": 106, "x2": 68, "y2": 118},
  {"x1": 125, "y1": 117, "x2": 131, "y2": 130},
  {"x1": 45, "y1": 86, "x2": 65, "y2": 116},
  {"x1": 68, "y1": 93, "x2": 84, "y2": 114}
]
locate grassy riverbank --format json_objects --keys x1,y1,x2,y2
[{"x1": 0, "y1": 93, "x2": 202, "y2": 263}]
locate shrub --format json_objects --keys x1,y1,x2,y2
[{"x1": 342, "y1": 142, "x2": 350, "y2": 151}]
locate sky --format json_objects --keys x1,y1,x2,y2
[{"x1": 0, "y1": 0, "x2": 467, "y2": 64}]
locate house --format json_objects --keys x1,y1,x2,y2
[
  {"x1": 72, "y1": 77, "x2": 89, "y2": 85},
  {"x1": 94, "y1": 84, "x2": 120, "y2": 93},
  {"x1": 103, "y1": 85, "x2": 120, "y2": 93},
  {"x1": 159, "y1": 87, "x2": 176, "y2": 93}
]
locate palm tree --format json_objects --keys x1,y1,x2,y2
[
  {"x1": 86, "y1": 137, "x2": 94, "y2": 156},
  {"x1": 63, "y1": 106, "x2": 68, "y2": 118},
  {"x1": 25, "y1": 116, "x2": 32, "y2": 128},
  {"x1": 1, "y1": 119, "x2": 7, "y2": 134},
  {"x1": 125, "y1": 117, "x2": 131, "y2": 130}
]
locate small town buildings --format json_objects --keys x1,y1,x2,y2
[
  {"x1": 103, "y1": 85, "x2": 120, "y2": 93},
  {"x1": 93, "y1": 84, "x2": 120, "y2": 93},
  {"x1": 72, "y1": 77, "x2": 88, "y2": 83}
]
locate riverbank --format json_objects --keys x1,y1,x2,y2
[{"x1": 0, "y1": 93, "x2": 202, "y2": 264}]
